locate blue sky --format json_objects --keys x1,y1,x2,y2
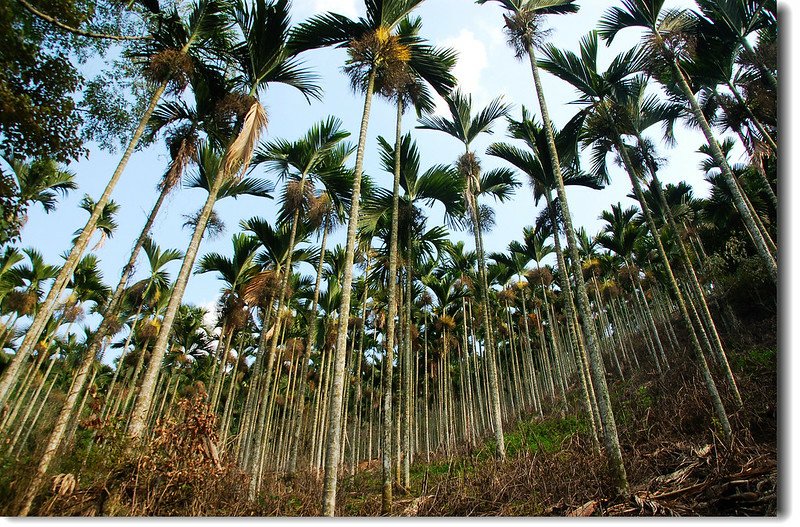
[{"x1": 18, "y1": 0, "x2": 756, "y2": 331}]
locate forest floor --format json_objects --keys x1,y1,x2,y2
[
  {"x1": 265, "y1": 311, "x2": 778, "y2": 517},
  {"x1": 5, "y1": 310, "x2": 777, "y2": 517}
]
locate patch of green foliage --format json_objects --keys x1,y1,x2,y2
[
  {"x1": 732, "y1": 345, "x2": 776, "y2": 373},
  {"x1": 636, "y1": 385, "x2": 653, "y2": 410},
  {"x1": 478, "y1": 415, "x2": 585, "y2": 460}
]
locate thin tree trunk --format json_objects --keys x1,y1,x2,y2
[
  {"x1": 288, "y1": 219, "x2": 329, "y2": 473},
  {"x1": 322, "y1": 67, "x2": 377, "y2": 517},
  {"x1": 375, "y1": 97, "x2": 405, "y2": 512},
  {"x1": 128, "y1": 173, "x2": 225, "y2": 442},
  {"x1": 467, "y1": 186, "x2": 505, "y2": 460},
  {"x1": 527, "y1": 44, "x2": 627, "y2": 493}
]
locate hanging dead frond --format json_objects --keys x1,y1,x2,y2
[
  {"x1": 223, "y1": 101, "x2": 268, "y2": 180},
  {"x1": 162, "y1": 126, "x2": 199, "y2": 192},
  {"x1": 51, "y1": 474, "x2": 77, "y2": 497}
]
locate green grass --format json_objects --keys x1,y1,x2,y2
[
  {"x1": 733, "y1": 345, "x2": 776, "y2": 372},
  {"x1": 474, "y1": 415, "x2": 585, "y2": 461}
]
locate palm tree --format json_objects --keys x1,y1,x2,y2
[
  {"x1": 363, "y1": 130, "x2": 462, "y2": 497},
  {"x1": 417, "y1": 88, "x2": 513, "y2": 459},
  {"x1": 127, "y1": 141, "x2": 275, "y2": 441},
  {"x1": 287, "y1": 178, "x2": 353, "y2": 475},
  {"x1": 0, "y1": 0, "x2": 232, "y2": 415},
  {"x1": 127, "y1": 0, "x2": 321, "y2": 446},
  {"x1": 238, "y1": 215, "x2": 316, "y2": 486},
  {"x1": 291, "y1": 0, "x2": 429, "y2": 514},
  {"x1": 360, "y1": 16, "x2": 456, "y2": 505},
  {"x1": 595, "y1": 204, "x2": 669, "y2": 368},
  {"x1": 246, "y1": 117, "x2": 351, "y2": 480},
  {"x1": 487, "y1": 110, "x2": 606, "y2": 444},
  {"x1": 2, "y1": 157, "x2": 77, "y2": 227},
  {"x1": 597, "y1": 0, "x2": 776, "y2": 282},
  {"x1": 80, "y1": 66, "x2": 242, "y2": 396},
  {"x1": 539, "y1": 34, "x2": 741, "y2": 425},
  {"x1": 478, "y1": 0, "x2": 631, "y2": 492},
  {"x1": 694, "y1": 0, "x2": 777, "y2": 91}
]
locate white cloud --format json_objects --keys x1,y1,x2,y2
[
  {"x1": 433, "y1": 29, "x2": 489, "y2": 115},
  {"x1": 199, "y1": 300, "x2": 220, "y2": 335}
]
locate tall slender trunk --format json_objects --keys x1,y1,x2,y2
[
  {"x1": 636, "y1": 131, "x2": 743, "y2": 407},
  {"x1": 322, "y1": 67, "x2": 377, "y2": 517},
  {"x1": 288, "y1": 218, "x2": 330, "y2": 473},
  {"x1": 615, "y1": 132, "x2": 734, "y2": 434},
  {"x1": 128, "y1": 173, "x2": 225, "y2": 441},
  {"x1": 545, "y1": 192, "x2": 600, "y2": 447},
  {"x1": 527, "y1": 44, "x2": 627, "y2": 493},
  {"x1": 380, "y1": 99, "x2": 403, "y2": 514},
  {"x1": 467, "y1": 177, "x2": 505, "y2": 460},
  {"x1": 402, "y1": 263, "x2": 413, "y2": 488}
]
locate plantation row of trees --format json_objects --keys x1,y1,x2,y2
[{"x1": 0, "y1": 0, "x2": 776, "y2": 516}]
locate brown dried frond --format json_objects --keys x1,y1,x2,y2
[
  {"x1": 145, "y1": 49, "x2": 194, "y2": 93},
  {"x1": 224, "y1": 101, "x2": 268, "y2": 180},
  {"x1": 161, "y1": 127, "x2": 199, "y2": 192},
  {"x1": 242, "y1": 270, "x2": 279, "y2": 307}
]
